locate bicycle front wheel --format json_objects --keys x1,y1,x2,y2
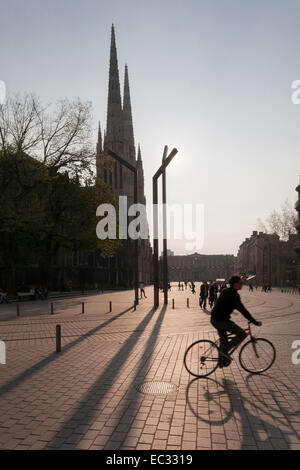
[
  {"x1": 239, "y1": 338, "x2": 276, "y2": 374},
  {"x1": 184, "y1": 339, "x2": 219, "y2": 378}
]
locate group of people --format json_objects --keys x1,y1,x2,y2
[
  {"x1": 262, "y1": 284, "x2": 272, "y2": 292},
  {"x1": 166, "y1": 280, "x2": 230, "y2": 311},
  {"x1": 0, "y1": 285, "x2": 48, "y2": 303},
  {"x1": 158, "y1": 282, "x2": 172, "y2": 292},
  {"x1": 177, "y1": 281, "x2": 196, "y2": 292},
  {"x1": 177, "y1": 281, "x2": 185, "y2": 291},
  {"x1": 199, "y1": 281, "x2": 221, "y2": 310},
  {"x1": 31, "y1": 286, "x2": 48, "y2": 300}
]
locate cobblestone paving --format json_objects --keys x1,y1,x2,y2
[{"x1": 0, "y1": 285, "x2": 299, "y2": 450}]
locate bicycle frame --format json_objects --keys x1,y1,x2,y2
[{"x1": 214, "y1": 322, "x2": 254, "y2": 358}]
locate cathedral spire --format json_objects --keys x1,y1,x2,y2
[
  {"x1": 136, "y1": 143, "x2": 146, "y2": 205},
  {"x1": 96, "y1": 121, "x2": 103, "y2": 178},
  {"x1": 137, "y1": 143, "x2": 142, "y2": 161},
  {"x1": 105, "y1": 24, "x2": 123, "y2": 152},
  {"x1": 123, "y1": 64, "x2": 135, "y2": 161},
  {"x1": 97, "y1": 121, "x2": 102, "y2": 152}
]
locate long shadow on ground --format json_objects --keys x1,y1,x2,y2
[
  {"x1": 0, "y1": 305, "x2": 135, "y2": 397},
  {"x1": 186, "y1": 375, "x2": 298, "y2": 449},
  {"x1": 46, "y1": 306, "x2": 159, "y2": 449}
]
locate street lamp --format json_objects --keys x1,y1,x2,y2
[
  {"x1": 153, "y1": 147, "x2": 178, "y2": 309},
  {"x1": 107, "y1": 149, "x2": 139, "y2": 306}
]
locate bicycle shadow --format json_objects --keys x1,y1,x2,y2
[
  {"x1": 245, "y1": 373, "x2": 300, "y2": 439},
  {"x1": 186, "y1": 375, "x2": 295, "y2": 449}
]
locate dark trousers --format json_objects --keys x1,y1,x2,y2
[
  {"x1": 140, "y1": 289, "x2": 146, "y2": 298},
  {"x1": 211, "y1": 319, "x2": 247, "y2": 355},
  {"x1": 200, "y1": 295, "x2": 207, "y2": 309}
]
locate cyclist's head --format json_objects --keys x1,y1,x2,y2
[{"x1": 229, "y1": 274, "x2": 243, "y2": 290}]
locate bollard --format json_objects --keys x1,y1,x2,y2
[
  {"x1": 51, "y1": 302, "x2": 54, "y2": 315},
  {"x1": 172, "y1": 299, "x2": 175, "y2": 309},
  {"x1": 82, "y1": 302, "x2": 85, "y2": 314},
  {"x1": 56, "y1": 324, "x2": 61, "y2": 353},
  {"x1": 133, "y1": 300, "x2": 136, "y2": 311},
  {"x1": 187, "y1": 298, "x2": 189, "y2": 308},
  {"x1": 109, "y1": 301, "x2": 112, "y2": 312},
  {"x1": 17, "y1": 303, "x2": 20, "y2": 317}
]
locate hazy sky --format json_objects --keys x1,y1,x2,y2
[{"x1": 1, "y1": 0, "x2": 300, "y2": 255}]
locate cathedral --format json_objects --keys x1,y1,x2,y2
[{"x1": 96, "y1": 25, "x2": 152, "y2": 287}]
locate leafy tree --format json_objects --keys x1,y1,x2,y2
[{"x1": 0, "y1": 94, "x2": 121, "y2": 292}]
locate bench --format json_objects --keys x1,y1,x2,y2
[{"x1": 17, "y1": 292, "x2": 35, "y2": 301}]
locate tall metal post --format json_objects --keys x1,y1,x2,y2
[
  {"x1": 152, "y1": 147, "x2": 178, "y2": 309},
  {"x1": 162, "y1": 146, "x2": 168, "y2": 305},
  {"x1": 107, "y1": 149, "x2": 139, "y2": 306},
  {"x1": 134, "y1": 170, "x2": 139, "y2": 304},
  {"x1": 153, "y1": 177, "x2": 159, "y2": 309}
]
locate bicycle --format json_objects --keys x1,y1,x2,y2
[{"x1": 183, "y1": 322, "x2": 276, "y2": 377}]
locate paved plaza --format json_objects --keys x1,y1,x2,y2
[{"x1": 0, "y1": 285, "x2": 299, "y2": 450}]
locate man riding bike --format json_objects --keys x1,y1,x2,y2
[{"x1": 211, "y1": 274, "x2": 262, "y2": 367}]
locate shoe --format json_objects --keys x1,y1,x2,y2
[
  {"x1": 218, "y1": 357, "x2": 225, "y2": 368},
  {"x1": 222, "y1": 358, "x2": 232, "y2": 367},
  {"x1": 220, "y1": 351, "x2": 231, "y2": 361}
]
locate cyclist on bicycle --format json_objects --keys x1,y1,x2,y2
[{"x1": 211, "y1": 274, "x2": 262, "y2": 367}]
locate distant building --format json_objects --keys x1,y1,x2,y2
[
  {"x1": 237, "y1": 231, "x2": 298, "y2": 286},
  {"x1": 160, "y1": 249, "x2": 174, "y2": 258},
  {"x1": 164, "y1": 253, "x2": 235, "y2": 282}
]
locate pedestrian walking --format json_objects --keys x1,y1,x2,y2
[
  {"x1": 209, "y1": 282, "x2": 218, "y2": 308},
  {"x1": 200, "y1": 281, "x2": 209, "y2": 309},
  {"x1": 140, "y1": 282, "x2": 147, "y2": 298}
]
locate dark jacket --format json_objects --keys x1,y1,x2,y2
[
  {"x1": 200, "y1": 283, "x2": 208, "y2": 297},
  {"x1": 211, "y1": 287, "x2": 258, "y2": 324}
]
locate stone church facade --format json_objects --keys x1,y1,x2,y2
[{"x1": 96, "y1": 25, "x2": 152, "y2": 286}]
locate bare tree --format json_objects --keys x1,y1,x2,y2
[
  {"x1": 256, "y1": 199, "x2": 297, "y2": 240},
  {"x1": 0, "y1": 93, "x2": 42, "y2": 153},
  {"x1": 0, "y1": 93, "x2": 95, "y2": 179}
]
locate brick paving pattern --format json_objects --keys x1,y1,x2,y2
[{"x1": 0, "y1": 285, "x2": 299, "y2": 450}]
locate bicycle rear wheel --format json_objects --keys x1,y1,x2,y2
[
  {"x1": 184, "y1": 339, "x2": 219, "y2": 378},
  {"x1": 239, "y1": 338, "x2": 276, "y2": 374}
]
